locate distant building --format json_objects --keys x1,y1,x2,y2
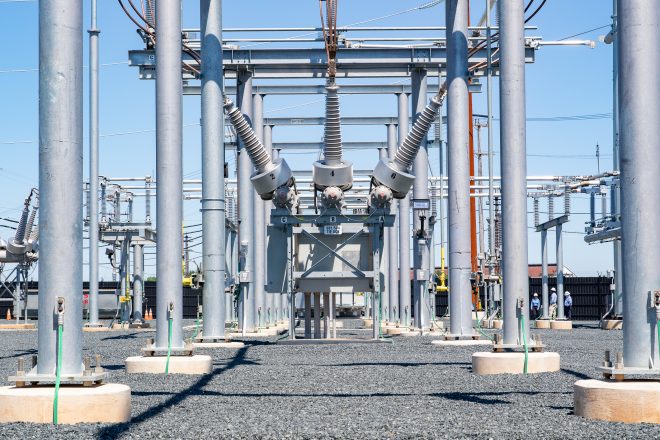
[{"x1": 527, "y1": 264, "x2": 575, "y2": 278}]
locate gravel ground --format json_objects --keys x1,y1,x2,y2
[{"x1": 0, "y1": 320, "x2": 659, "y2": 439}]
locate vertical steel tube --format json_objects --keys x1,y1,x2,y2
[
  {"x1": 133, "y1": 244, "x2": 144, "y2": 322},
  {"x1": 323, "y1": 292, "x2": 330, "y2": 338},
  {"x1": 499, "y1": 0, "x2": 530, "y2": 345},
  {"x1": 486, "y1": 0, "x2": 496, "y2": 285},
  {"x1": 556, "y1": 225, "x2": 565, "y2": 320},
  {"x1": 386, "y1": 124, "x2": 399, "y2": 324},
  {"x1": 313, "y1": 292, "x2": 321, "y2": 338},
  {"x1": 37, "y1": 0, "x2": 84, "y2": 375},
  {"x1": 619, "y1": 0, "x2": 660, "y2": 368},
  {"x1": 272, "y1": 147, "x2": 286, "y2": 323},
  {"x1": 87, "y1": 0, "x2": 101, "y2": 326},
  {"x1": 611, "y1": 0, "x2": 623, "y2": 318},
  {"x1": 541, "y1": 230, "x2": 548, "y2": 319},
  {"x1": 252, "y1": 93, "x2": 266, "y2": 329},
  {"x1": 447, "y1": 0, "x2": 473, "y2": 336},
  {"x1": 237, "y1": 71, "x2": 256, "y2": 333},
  {"x1": 397, "y1": 93, "x2": 411, "y2": 327},
  {"x1": 378, "y1": 146, "x2": 390, "y2": 323},
  {"x1": 411, "y1": 69, "x2": 430, "y2": 330},
  {"x1": 154, "y1": 0, "x2": 184, "y2": 350},
  {"x1": 304, "y1": 292, "x2": 312, "y2": 339},
  {"x1": 200, "y1": 0, "x2": 226, "y2": 340},
  {"x1": 264, "y1": 124, "x2": 275, "y2": 322}
]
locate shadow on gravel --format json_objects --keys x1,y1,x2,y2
[
  {"x1": 101, "y1": 332, "x2": 145, "y2": 341},
  {"x1": 432, "y1": 390, "x2": 571, "y2": 406},
  {"x1": 561, "y1": 368, "x2": 591, "y2": 380},
  {"x1": 317, "y1": 361, "x2": 471, "y2": 368},
  {"x1": 0, "y1": 348, "x2": 36, "y2": 361},
  {"x1": 95, "y1": 346, "x2": 251, "y2": 440}
]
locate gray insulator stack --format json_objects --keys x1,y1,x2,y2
[
  {"x1": 224, "y1": 98, "x2": 272, "y2": 174},
  {"x1": 25, "y1": 201, "x2": 38, "y2": 242},
  {"x1": 564, "y1": 190, "x2": 571, "y2": 215},
  {"x1": 14, "y1": 197, "x2": 31, "y2": 244},
  {"x1": 393, "y1": 94, "x2": 443, "y2": 172},
  {"x1": 323, "y1": 79, "x2": 342, "y2": 166},
  {"x1": 533, "y1": 198, "x2": 539, "y2": 227},
  {"x1": 548, "y1": 196, "x2": 554, "y2": 220}
]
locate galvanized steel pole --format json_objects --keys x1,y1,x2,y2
[
  {"x1": 397, "y1": 93, "x2": 411, "y2": 327},
  {"x1": 133, "y1": 244, "x2": 144, "y2": 322},
  {"x1": 252, "y1": 93, "x2": 266, "y2": 329},
  {"x1": 541, "y1": 230, "x2": 548, "y2": 319},
  {"x1": 499, "y1": 0, "x2": 530, "y2": 345},
  {"x1": 378, "y1": 146, "x2": 390, "y2": 324},
  {"x1": 237, "y1": 70, "x2": 256, "y2": 333},
  {"x1": 412, "y1": 69, "x2": 430, "y2": 330},
  {"x1": 447, "y1": 0, "x2": 473, "y2": 336},
  {"x1": 200, "y1": 0, "x2": 226, "y2": 340},
  {"x1": 37, "y1": 0, "x2": 84, "y2": 374},
  {"x1": 387, "y1": 123, "x2": 399, "y2": 324},
  {"x1": 264, "y1": 124, "x2": 276, "y2": 322},
  {"x1": 154, "y1": 0, "x2": 184, "y2": 350},
  {"x1": 611, "y1": 0, "x2": 623, "y2": 318},
  {"x1": 556, "y1": 225, "x2": 565, "y2": 320},
  {"x1": 87, "y1": 0, "x2": 101, "y2": 326},
  {"x1": 618, "y1": 0, "x2": 660, "y2": 369}
]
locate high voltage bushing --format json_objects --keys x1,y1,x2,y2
[
  {"x1": 548, "y1": 195, "x2": 554, "y2": 220},
  {"x1": 224, "y1": 97, "x2": 294, "y2": 203},
  {"x1": 313, "y1": 79, "x2": 353, "y2": 193},
  {"x1": 371, "y1": 91, "x2": 446, "y2": 201},
  {"x1": 564, "y1": 189, "x2": 571, "y2": 215},
  {"x1": 533, "y1": 198, "x2": 540, "y2": 227}
]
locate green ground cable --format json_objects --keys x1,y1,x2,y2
[
  {"x1": 165, "y1": 317, "x2": 173, "y2": 374},
  {"x1": 192, "y1": 315, "x2": 201, "y2": 340},
  {"x1": 53, "y1": 323, "x2": 63, "y2": 425},
  {"x1": 475, "y1": 312, "x2": 494, "y2": 342},
  {"x1": 520, "y1": 314, "x2": 529, "y2": 374}
]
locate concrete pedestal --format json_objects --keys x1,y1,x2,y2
[
  {"x1": 125, "y1": 355, "x2": 212, "y2": 374},
  {"x1": 384, "y1": 327, "x2": 409, "y2": 336},
  {"x1": 193, "y1": 341, "x2": 245, "y2": 349},
  {"x1": 0, "y1": 323, "x2": 36, "y2": 330},
  {"x1": 361, "y1": 318, "x2": 373, "y2": 328},
  {"x1": 600, "y1": 319, "x2": 623, "y2": 330},
  {"x1": 432, "y1": 339, "x2": 493, "y2": 347},
  {"x1": 228, "y1": 328, "x2": 282, "y2": 338},
  {"x1": 0, "y1": 383, "x2": 131, "y2": 424},
  {"x1": 534, "y1": 319, "x2": 551, "y2": 329},
  {"x1": 490, "y1": 320, "x2": 503, "y2": 329},
  {"x1": 574, "y1": 379, "x2": 660, "y2": 423},
  {"x1": 550, "y1": 320, "x2": 572, "y2": 330},
  {"x1": 472, "y1": 352, "x2": 561, "y2": 375}
]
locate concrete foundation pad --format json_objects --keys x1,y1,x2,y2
[
  {"x1": 432, "y1": 339, "x2": 493, "y2": 347},
  {"x1": 361, "y1": 319, "x2": 373, "y2": 328},
  {"x1": 82, "y1": 326, "x2": 114, "y2": 332},
  {"x1": 0, "y1": 383, "x2": 131, "y2": 424},
  {"x1": 125, "y1": 355, "x2": 212, "y2": 374},
  {"x1": 600, "y1": 319, "x2": 623, "y2": 330},
  {"x1": 490, "y1": 320, "x2": 503, "y2": 329},
  {"x1": 574, "y1": 379, "x2": 660, "y2": 423},
  {"x1": 227, "y1": 328, "x2": 282, "y2": 338},
  {"x1": 534, "y1": 319, "x2": 551, "y2": 329},
  {"x1": 550, "y1": 320, "x2": 573, "y2": 330},
  {"x1": 193, "y1": 341, "x2": 245, "y2": 349},
  {"x1": 111, "y1": 323, "x2": 152, "y2": 330},
  {"x1": 0, "y1": 323, "x2": 36, "y2": 330},
  {"x1": 384, "y1": 327, "x2": 409, "y2": 336},
  {"x1": 472, "y1": 351, "x2": 561, "y2": 375}
]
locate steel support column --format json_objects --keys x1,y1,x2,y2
[
  {"x1": 378, "y1": 147, "x2": 390, "y2": 325},
  {"x1": 541, "y1": 230, "x2": 548, "y2": 319},
  {"x1": 237, "y1": 70, "x2": 256, "y2": 333},
  {"x1": 386, "y1": 124, "x2": 399, "y2": 324},
  {"x1": 556, "y1": 225, "x2": 565, "y2": 319},
  {"x1": 252, "y1": 93, "x2": 266, "y2": 329},
  {"x1": 133, "y1": 244, "x2": 144, "y2": 322},
  {"x1": 618, "y1": 0, "x2": 660, "y2": 368},
  {"x1": 87, "y1": 0, "x2": 101, "y2": 326},
  {"x1": 200, "y1": 0, "x2": 226, "y2": 340},
  {"x1": 153, "y1": 0, "x2": 184, "y2": 350},
  {"x1": 499, "y1": 0, "x2": 530, "y2": 345},
  {"x1": 447, "y1": 0, "x2": 473, "y2": 336},
  {"x1": 397, "y1": 93, "x2": 411, "y2": 327},
  {"x1": 411, "y1": 69, "x2": 431, "y2": 330},
  {"x1": 37, "y1": 0, "x2": 84, "y2": 374}
]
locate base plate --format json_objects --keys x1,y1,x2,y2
[{"x1": 574, "y1": 379, "x2": 660, "y2": 423}]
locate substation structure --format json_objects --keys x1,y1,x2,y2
[{"x1": 0, "y1": 0, "x2": 658, "y2": 427}]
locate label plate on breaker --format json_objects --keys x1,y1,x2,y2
[{"x1": 323, "y1": 224, "x2": 342, "y2": 235}]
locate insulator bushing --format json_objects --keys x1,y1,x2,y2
[
  {"x1": 548, "y1": 196, "x2": 554, "y2": 220},
  {"x1": 393, "y1": 93, "x2": 443, "y2": 171},
  {"x1": 564, "y1": 191, "x2": 571, "y2": 215},
  {"x1": 251, "y1": 158, "x2": 293, "y2": 200},
  {"x1": 533, "y1": 198, "x2": 539, "y2": 227},
  {"x1": 312, "y1": 159, "x2": 353, "y2": 191},
  {"x1": 224, "y1": 97, "x2": 272, "y2": 174},
  {"x1": 372, "y1": 158, "x2": 416, "y2": 198},
  {"x1": 323, "y1": 79, "x2": 343, "y2": 166}
]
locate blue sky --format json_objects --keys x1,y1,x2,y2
[{"x1": 0, "y1": 0, "x2": 616, "y2": 279}]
